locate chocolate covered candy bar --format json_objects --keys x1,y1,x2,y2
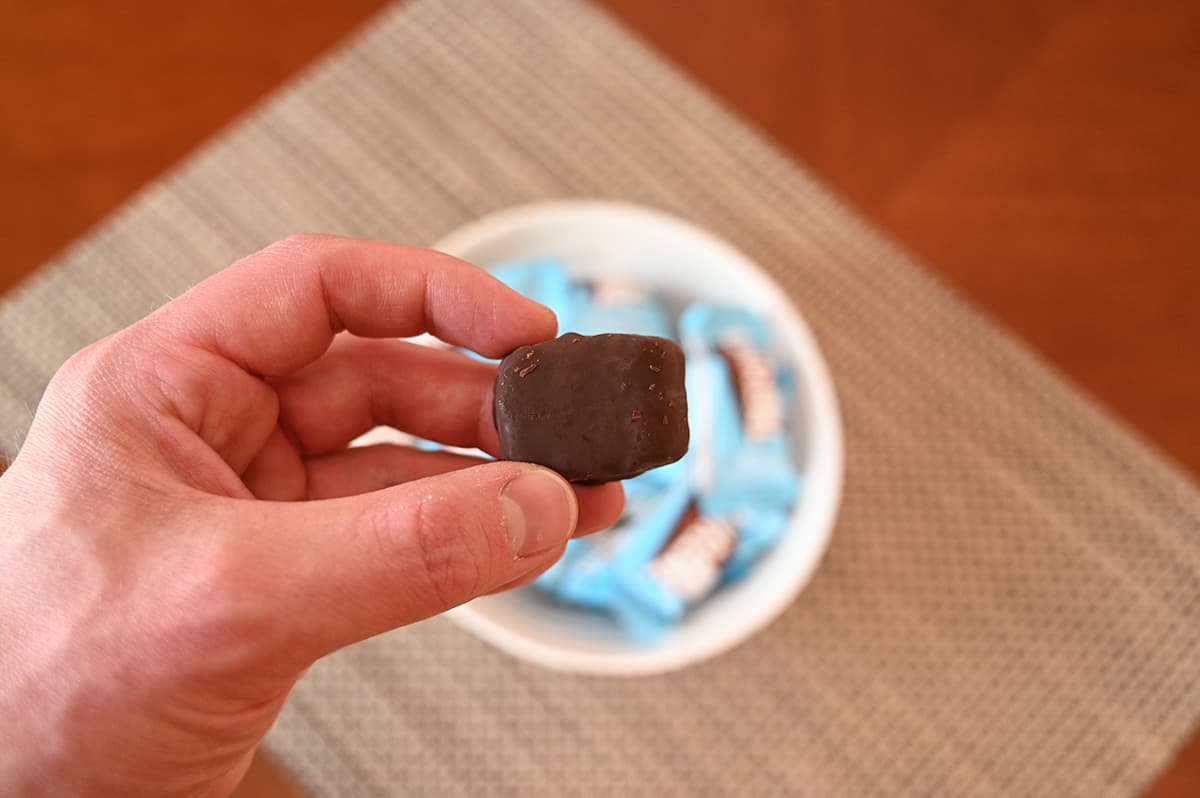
[{"x1": 494, "y1": 332, "x2": 689, "y2": 483}]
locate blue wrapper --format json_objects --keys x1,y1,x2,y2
[
  {"x1": 684, "y1": 352, "x2": 743, "y2": 495},
  {"x1": 498, "y1": 272, "x2": 803, "y2": 643},
  {"x1": 702, "y1": 435, "x2": 800, "y2": 515},
  {"x1": 679, "y1": 304, "x2": 771, "y2": 350},
  {"x1": 571, "y1": 280, "x2": 673, "y2": 339},
  {"x1": 721, "y1": 504, "x2": 791, "y2": 581},
  {"x1": 538, "y1": 474, "x2": 690, "y2": 609},
  {"x1": 491, "y1": 259, "x2": 577, "y2": 330}
]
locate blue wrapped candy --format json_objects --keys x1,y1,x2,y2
[
  {"x1": 490, "y1": 259, "x2": 803, "y2": 642},
  {"x1": 615, "y1": 512, "x2": 736, "y2": 619},
  {"x1": 491, "y1": 259, "x2": 578, "y2": 330},
  {"x1": 571, "y1": 277, "x2": 673, "y2": 339},
  {"x1": 491, "y1": 259, "x2": 673, "y2": 340},
  {"x1": 721, "y1": 504, "x2": 790, "y2": 582},
  {"x1": 536, "y1": 468, "x2": 690, "y2": 610}
]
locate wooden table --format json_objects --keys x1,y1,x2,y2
[{"x1": 2, "y1": 1, "x2": 1196, "y2": 795}]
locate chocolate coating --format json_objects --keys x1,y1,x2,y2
[{"x1": 494, "y1": 333, "x2": 689, "y2": 483}]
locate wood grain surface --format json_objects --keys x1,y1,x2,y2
[{"x1": 1, "y1": 1, "x2": 1196, "y2": 796}]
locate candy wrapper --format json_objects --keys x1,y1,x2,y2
[
  {"x1": 491, "y1": 259, "x2": 802, "y2": 642},
  {"x1": 491, "y1": 261, "x2": 673, "y2": 340}
]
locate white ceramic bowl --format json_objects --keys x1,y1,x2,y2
[{"x1": 394, "y1": 201, "x2": 842, "y2": 675}]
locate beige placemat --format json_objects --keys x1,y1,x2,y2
[{"x1": 3, "y1": 0, "x2": 1199, "y2": 795}]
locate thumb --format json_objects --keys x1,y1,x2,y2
[{"x1": 229, "y1": 461, "x2": 577, "y2": 661}]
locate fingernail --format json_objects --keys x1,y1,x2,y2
[{"x1": 500, "y1": 469, "x2": 577, "y2": 558}]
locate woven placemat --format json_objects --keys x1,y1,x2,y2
[{"x1": 3, "y1": 0, "x2": 1199, "y2": 795}]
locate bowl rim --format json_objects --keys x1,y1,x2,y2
[{"x1": 436, "y1": 199, "x2": 844, "y2": 676}]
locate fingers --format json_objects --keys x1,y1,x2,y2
[
  {"x1": 139, "y1": 234, "x2": 557, "y2": 377},
  {"x1": 270, "y1": 336, "x2": 500, "y2": 457},
  {"x1": 571, "y1": 482, "x2": 626, "y2": 536},
  {"x1": 484, "y1": 546, "x2": 568, "y2": 595},
  {"x1": 242, "y1": 426, "x2": 307, "y2": 501},
  {"x1": 229, "y1": 462, "x2": 581, "y2": 660},
  {"x1": 243, "y1": 419, "x2": 622, "y2": 533},
  {"x1": 304, "y1": 446, "x2": 626, "y2": 534},
  {"x1": 303, "y1": 445, "x2": 487, "y2": 499}
]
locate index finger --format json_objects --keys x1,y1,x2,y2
[{"x1": 143, "y1": 234, "x2": 557, "y2": 376}]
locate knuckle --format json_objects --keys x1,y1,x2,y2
[
  {"x1": 52, "y1": 338, "x2": 113, "y2": 389},
  {"x1": 41, "y1": 337, "x2": 129, "y2": 426},
  {"x1": 281, "y1": 231, "x2": 329, "y2": 248},
  {"x1": 262, "y1": 232, "x2": 332, "y2": 262}
]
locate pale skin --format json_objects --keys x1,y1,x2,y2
[{"x1": 0, "y1": 234, "x2": 625, "y2": 796}]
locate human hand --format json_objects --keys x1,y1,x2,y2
[{"x1": 0, "y1": 235, "x2": 624, "y2": 796}]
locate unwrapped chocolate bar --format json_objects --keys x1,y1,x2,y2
[{"x1": 494, "y1": 333, "x2": 690, "y2": 483}]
